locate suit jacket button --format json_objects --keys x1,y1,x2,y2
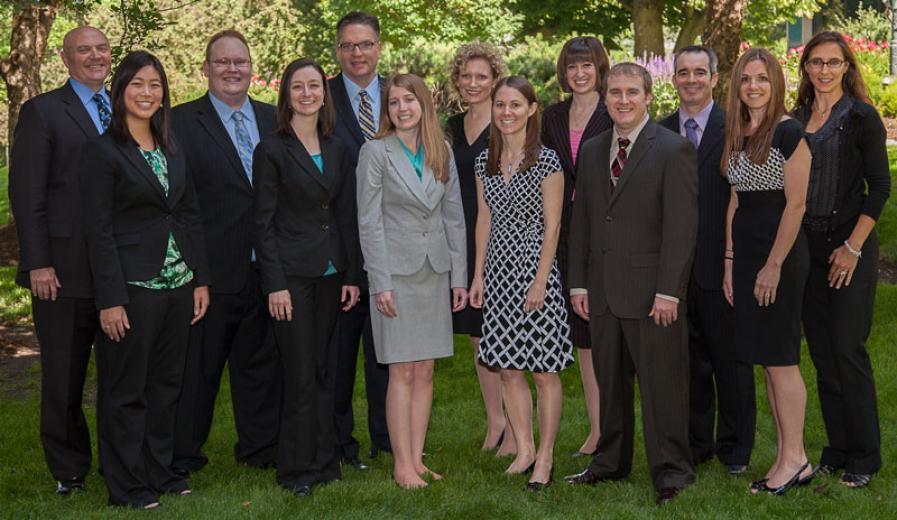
[
  {"x1": 322, "y1": 224, "x2": 329, "y2": 231},
  {"x1": 605, "y1": 215, "x2": 613, "y2": 221},
  {"x1": 322, "y1": 202, "x2": 329, "y2": 209},
  {"x1": 423, "y1": 232, "x2": 428, "y2": 237}
]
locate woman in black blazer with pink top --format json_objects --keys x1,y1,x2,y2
[
  {"x1": 253, "y1": 58, "x2": 360, "y2": 497},
  {"x1": 540, "y1": 36, "x2": 612, "y2": 458}
]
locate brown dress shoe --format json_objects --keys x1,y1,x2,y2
[
  {"x1": 564, "y1": 468, "x2": 607, "y2": 485},
  {"x1": 656, "y1": 486, "x2": 682, "y2": 506}
]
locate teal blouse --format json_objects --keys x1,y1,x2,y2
[
  {"x1": 129, "y1": 148, "x2": 195, "y2": 290},
  {"x1": 398, "y1": 140, "x2": 424, "y2": 181},
  {"x1": 311, "y1": 153, "x2": 338, "y2": 277}
]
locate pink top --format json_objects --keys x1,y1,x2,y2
[{"x1": 569, "y1": 128, "x2": 585, "y2": 165}]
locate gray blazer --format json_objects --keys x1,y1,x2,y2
[{"x1": 356, "y1": 134, "x2": 467, "y2": 294}]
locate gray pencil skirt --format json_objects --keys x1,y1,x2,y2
[{"x1": 370, "y1": 259, "x2": 455, "y2": 364}]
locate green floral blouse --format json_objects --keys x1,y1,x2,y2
[{"x1": 128, "y1": 148, "x2": 194, "y2": 290}]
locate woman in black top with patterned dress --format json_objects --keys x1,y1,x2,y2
[
  {"x1": 721, "y1": 49, "x2": 813, "y2": 496},
  {"x1": 793, "y1": 32, "x2": 890, "y2": 488},
  {"x1": 447, "y1": 42, "x2": 515, "y2": 455},
  {"x1": 541, "y1": 37, "x2": 612, "y2": 457}
]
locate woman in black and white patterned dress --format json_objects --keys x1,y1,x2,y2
[
  {"x1": 469, "y1": 76, "x2": 573, "y2": 491},
  {"x1": 721, "y1": 49, "x2": 813, "y2": 496}
]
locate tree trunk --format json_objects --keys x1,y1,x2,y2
[
  {"x1": 0, "y1": 1, "x2": 59, "y2": 151},
  {"x1": 703, "y1": 0, "x2": 747, "y2": 103},
  {"x1": 632, "y1": 0, "x2": 665, "y2": 58},
  {"x1": 674, "y1": 5, "x2": 706, "y2": 52}
]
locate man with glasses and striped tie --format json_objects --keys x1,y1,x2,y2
[
  {"x1": 9, "y1": 26, "x2": 111, "y2": 496},
  {"x1": 328, "y1": 11, "x2": 392, "y2": 471}
]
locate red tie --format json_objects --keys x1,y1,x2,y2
[{"x1": 611, "y1": 137, "x2": 630, "y2": 190}]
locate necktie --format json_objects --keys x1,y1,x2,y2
[
  {"x1": 358, "y1": 90, "x2": 376, "y2": 141},
  {"x1": 684, "y1": 118, "x2": 700, "y2": 149},
  {"x1": 93, "y1": 93, "x2": 111, "y2": 132},
  {"x1": 610, "y1": 137, "x2": 630, "y2": 190},
  {"x1": 231, "y1": 110, "x2": 254, "y2": 184}
]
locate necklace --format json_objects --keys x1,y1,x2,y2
[{"x1": 504, "y1": 149, "x2": 523, "y2": 176}]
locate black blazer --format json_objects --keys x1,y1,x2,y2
[
  {"x1": 79, "y1": 133, "x2": 211, "y2": 310},
  {"x1": 253, "y1": 131, "x2": 360, "y2": 295},
  {"x1": 8, "y1": 81, "x2": 102, "y2": 297},
  {"x1": 541, "y1": 97, "x2": 613, "y2": 204},
  {"x1": 568, "y1": 121, "x2": 698, "y2": 318},
  {"x1": 660, "y1": 103, "x2": 730, "y2": 291},
  {"x1": 171, "y1": 93, "x2": 276, "y2": 294}
]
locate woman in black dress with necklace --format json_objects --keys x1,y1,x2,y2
[
  {"x1": 447, "y1": 42, "x2": 515, "y2": 455},
  {"x1": 541, "y1": 37, "x2": 612, "y2": 457}
]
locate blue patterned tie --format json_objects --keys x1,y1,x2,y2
[
  {"x1": 231, "y1": 110, "x2": 254, "y2": 184},
  {"x1": 684, "y1": 118, "x2": 700, "y2": 149},
  {"x1": 92, "y1": 93, "x2": 111, "y2": 132}
]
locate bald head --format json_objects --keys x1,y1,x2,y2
[{"x1": 61, "y1": 26, "x2": 111, "y2": 92}]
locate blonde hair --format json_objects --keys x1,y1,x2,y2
[
  {"x1": 377, "y1": 74, "x2": 450, "y2": 183},
  {"x1": 450, "y1": 41, "x2": 507, "y2": 95}
]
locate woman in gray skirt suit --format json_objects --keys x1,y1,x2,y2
[{"x1": 356, "y1": 73, "x2": 468, "y2": 489}]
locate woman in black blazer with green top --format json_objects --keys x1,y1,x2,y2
[
  {"x1": 253, "y1": 58, "x2": 360, "y2": 498},
  {"x1": 80, "y1": 51, "x2": 210, "y2": 509}
]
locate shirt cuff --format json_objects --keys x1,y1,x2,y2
[
  {"x1": 570, "y1": 288, "x2": 588, "y2": 296},
  {"x1": 656, "y1": 293, "x2": 679, "y2": 304}
]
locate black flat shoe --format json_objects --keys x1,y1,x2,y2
[
  {"x1": 841, "y1": 472, "x2": 874, "y2": 488},
  {"x1": 571, "y1": 449, "x2": 595, "y2": 458},
  {"x1": 726, "y1": 464, "x2": 748, "y2": 475},
  {"x1": 526, "y1": 469, "x2": 553, "y2": 492},
  {"x1": 760, "y1": 462, "x2": 810, "y2": 496},
  {"x1": 290, "y1": 485, "x2": 312, "y2": 498},
  {"x1": 341, "y1": 457, "x2": 369, "y2": 471},
  {"x1": 55, "y1": 479, "x2": 85, "y2": 495},
  {"x1": 656, "y1": 486, "x2": 682, "y2": 506}
]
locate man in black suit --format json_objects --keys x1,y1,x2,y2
[
  {"x1": 171, "y1": 30, "x2": 281, "y2": 474},
  {"x1": 660, "y1": 46, "x2": 756, "y2": 475},
  {"x1": 8, "y1": 26, "x2": 111, "y2": 495},
  {"x1": 564, "y1": 63, "x2": 698, "y2": 506},
  {"x1": 326, "y1": 11, "x2": 391, "y2": 469}
]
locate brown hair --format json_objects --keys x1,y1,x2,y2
[
  {"x1": 721, "y1": 48, "x2": 787, "y2": 173},
  {"x1": 377, "y1": 74, "x2": 450, "y2": 183},
  {"x1": 606, "y1": 62, "x2": 653, "y2": 95},
  {"x1": 205, "y1": 29, "x2": 251, "y2": 63},
  {"x1": 275, "y1": 58, "x2": 335, "y2": 138},
  {"x1": 450, "y1": 41, "x2": 507, "y2": 95},
  {"x1": 485, "y1": 76, "x2": 542, "y2": 177},
  {"x1": 794, "y1": 30, "x2": 871, "y2": 111},
  {"x1": 336, "y1": 11, "x2": 380, "y2": 41},
  {"x1": 557, "y1": 36, "x2": 610, "y2": 94}
]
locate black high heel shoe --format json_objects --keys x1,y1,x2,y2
[
  {"x1": 524, "y1": 461, "x2": 536, "y2": 475},
  {"x1": 484, "y1": 428, "x2": 506, "y2": 452},
  {"x1": 760, "y1": 462, "x2": 810, "y2": 496},
  {"x1": 527, "y1": 469, "x2": 554, "y2": 492}
]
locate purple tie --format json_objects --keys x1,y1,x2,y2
[
  {"x1": 611, "y1": 137, "x2": 630, "y2": 190},
  {"x1": 684, "y1": 118, "x2": 699, "y2": 149}
]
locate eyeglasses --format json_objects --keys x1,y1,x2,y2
[
  {"x1": 337, "y1": 41, "x2": 378, "y2": 53},
  {"x1": 806, "y1": 58, "x2": 845, "y2": 70},
  {"x1": 210, "y1": 58, "x2": 252, "y2": 70}
]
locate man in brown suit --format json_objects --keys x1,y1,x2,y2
[{"x1": 563, "y1": 63, "x2": 698, "y2": 506}]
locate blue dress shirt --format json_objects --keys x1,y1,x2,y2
[
  {"x1": 69, "y1": 78, "x2": 110, "y2": 134},
  {"x1": 342, "y1": 74, "x2": 381, "y2": 130},
  {"x1": 208, "y1": 92, "x2": 261, "y2": 154}
]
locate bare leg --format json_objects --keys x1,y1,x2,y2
[
  {"x1": 473, "y1": 336, "x2": 507, "y2": 450},
  {"x1": 501, "y1": 369, "x2": 535, "y2": 473},
  {"x1": 409, "y1": 360, "x2": 441, "y2": 480},
  {"x1": 530, "y1": 372, "x2": 562, "y2": 484},
  {"x1": 763, "y1": 370, "x2": 783, "y2": 481},
  {"x1": 577, "y1": 347, "x2": 600, "y2": 454},
  {"x1": 765, "y1": 365, "x2": 811, "y2": 488},
  {"x1": 387, "y1": 362, "x2": 427, "y2": 489}
]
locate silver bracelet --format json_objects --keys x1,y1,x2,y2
[{"x1": 844, "y1": 240, "x2": 862, "y2": 258}]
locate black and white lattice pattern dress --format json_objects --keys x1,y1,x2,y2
[
  {"x1": 475, "y1": 147, "x2": 574, "y2": 372},
  {"x1": 727, "y1": 118, "x2": 809, "y2": 366}
]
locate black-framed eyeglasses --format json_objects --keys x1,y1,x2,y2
[
  {"x1": 806, "y1": 58, "x2": 845, "y2": 70},
  {"x1": 337, "y1": 41, "x2": 378, "y2": 52},
  {"x1": 210, "y1": 58, "x2": 252, "y2": 69}
]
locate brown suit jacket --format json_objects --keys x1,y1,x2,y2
[{"x1": 567, "y1": 119, "x2": 698, "y2": 319}]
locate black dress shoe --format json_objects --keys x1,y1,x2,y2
[
  {"x1": 656, "y1": 486, "x2": 682, "y2": 506},
  {"x1": 291, "y1": 485, "x2": 312, "y2": 498},
  {"x1": 527, "y1": 469, "x2": 553, "y2": 492},
  {"x1": 370, "y1": 445, "x2": 392, "y2": 459},
  {"x1": 172, "y1": 466, "x2": 190, "y2": 478},
  {"x1": 564, "y1": 468, "x2": 608, "y2": 485},
  {"x1": 55, "y1": 479, "x2": 85, "y2": 495},
  {"x1": 341, "y1": 457, "x2": 369, "y2": 471},
  {"x1": 726, "y1": 464, "x2": 748, "y2": 475},
  {"x1": 571, "y1": 450, "x2": 595, "y2": 458}
]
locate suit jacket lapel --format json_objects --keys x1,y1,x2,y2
[
  {"x1": 385, "y1": 135, "x2": 434, "y2": 210},
  {"x1": 697, "y1": 104, "x2": 725, "y2": 168},
  {"x1": 165, "y1": 149, "x2": 185, "y2": 206},
  {"x1": 119, "y1": 143, "x2": 168, "y2": 202},
  {"x1": 251, "y1": 97, "x2": 276, "y2": 137},
  {"x1": 286, "y1": 135, "x2": 331, "y2": 193},
  {"x1": 196, "y1": 94, "x2": 252, "y2": 190},
  {"x1": 554, "y1": 100, "x2": 575, "y2": 171},
  {"x1": 331, "y1": 74, "x2": 366, "y2": 147},
  {"x1": 320, "y1": 136, "x2": 341, "y2": 195},
  {"x1": 60, "y1": 82, "x2": 100, "y2": 139},
  {"x1": 594, "y1": 132, "x2": 613, "y2": 206},
  {"x1": 609, "y1": 121, "x2": 656, "y2": 207}
]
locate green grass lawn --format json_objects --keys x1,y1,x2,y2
[{"x1": 2, "y1": 286, "x2": 897, "y2": 518}]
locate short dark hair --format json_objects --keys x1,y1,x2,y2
[
  {"x1": 607, "y1": 62, "x2": 653, "y2": 95},
  {"x1": 336, "y1": 11, "x2": 380, "y2": 42},
  {"x1": 109, "y1": 50, "x2": 173, "y2": 151},
  {"x1": 556, "y1": 36, "x2": 610, "y2": 94},
  {"x1": 275, "y1": 58, "x2": 335, "y2": 138},
  {"x1": 674, "y1": 45, "x2": 718, "y2": 74},
  {"x1": 205, "y1": 29, "x2": 251, "y2": 63}
]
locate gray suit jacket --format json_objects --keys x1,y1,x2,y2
[
  {"x1": 567, "y1": 120, "x2": 698, "y2": 319},
  {"x1": 356, "y1": 134, "x2": 467, "y2": 295}
]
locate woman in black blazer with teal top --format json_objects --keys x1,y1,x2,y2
[
  {"x1": 80, "y1": 51, "x2": 210, "y2": 509},
  {"x1": 253, "y1": 58, "x2": 360, "y2": 497}
]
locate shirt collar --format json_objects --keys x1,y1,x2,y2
[
  {"x1": 612, "y1": 112, "x2": 650, "y2": 146},
  {"x1": 678, "y1": 100, "x2": 714, "y2": 131},
  {"x1": 69, "y1": 77, "x2": 108, "y2": 106},
  {"x1": 342, "y1": 74, "x2": 380, "y2": 102},
  {"x1": 208, "y1": 91, "x2": 254, "y2": 124}
]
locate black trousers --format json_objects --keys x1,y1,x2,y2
[
  {"x1": 803, "y1": 227, "x2": 881, "y2": 474},
  {"x1": 686, "y1": 280, "x2": 756, "y2": 466},
  {"x1": 276, "y1": 275, "x2": 342, "y2": 488},
  {"x1": 173, "y1": 266, "x2": 281, "y2": 471},
  {"x1": 32, "y1": 296, "x2": 98, "y2": 482},
  {"x1": 96, "y1": 285, "x2": 191, "y2": 507},
  {"x1": 330, "y1": 292, "x2": 390, "y2": 459},
  {"x1": 587, "y1": 312, "x2": 695, "y2": 490}
]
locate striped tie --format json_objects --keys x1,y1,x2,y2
[
  {"x1": 610, "y1": 137, "x2": 630, "y2": 190},
  {"x1": 358, "y1": 90, "x2": 376, "y2": 141}
]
